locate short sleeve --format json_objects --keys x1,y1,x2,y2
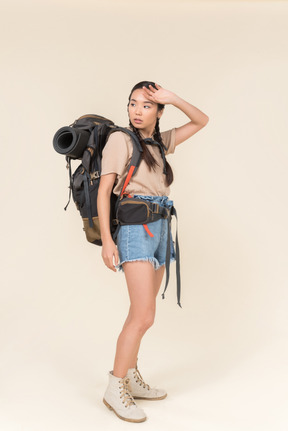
[
  {"x1": 161, "y1": 128, "x2": 176, "y2": 155},
  {"x1": 101, "y1": 131, "x2": 130, "y2": 176}
]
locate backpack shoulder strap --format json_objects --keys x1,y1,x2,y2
[{"x1": 106, "y1": 127, "x2": 143, "y2": 197}]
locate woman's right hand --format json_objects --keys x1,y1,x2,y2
[{"x1": 101, "y1": 238, "x2": 119, "y2": 272}]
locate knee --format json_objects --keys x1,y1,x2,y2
[
  {"x1": 143, "y1": 313, "x2": 155, "y2": 331},
  {"x1": 133, "y1": 312, "x2": 155, "y2": 334}
]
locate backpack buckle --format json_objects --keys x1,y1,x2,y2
[
  {"x1": 163, "y1": 208, "x2": 170, "y2": 219},
  {"x1": 151, "y1": 203, "x2": 169, "y2": 218},
  {"x1": 90, "y1": 171, "x2": 100, "y2": 181},
  {"x1": 152, "y1": 203, "x2": 159, "y2": 214}
]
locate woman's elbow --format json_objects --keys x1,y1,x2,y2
[{"x1": 202, "y1": 115, "x2": 209, "y2": 126}]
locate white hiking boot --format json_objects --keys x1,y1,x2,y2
[
  {"x1": 103, "y1": 371, "x2": 147, "y2": 423},
  {"x1": 126, "y1": 363, "x2": 167, "y2": 400}
]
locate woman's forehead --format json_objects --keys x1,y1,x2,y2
[{"x1": 130, "y1": 88, "x2": 155, "y2": 103}]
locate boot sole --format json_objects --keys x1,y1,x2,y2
[
  {"x1": 103, "y1": 398, "x2": 147, "y2": 423},
  {"x1": 133, "y1": 393, "x2": 167, "y2": 401}
]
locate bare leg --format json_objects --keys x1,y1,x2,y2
[
  {"x1": 120, "y1": 265, "x2": 166, "y2": 369},
  {"x1": 154, "y1": 264, "x2": 166, "y2": 296},
  {"x1": 112, "y1": 263, "x2": 165, "y2": 378}
]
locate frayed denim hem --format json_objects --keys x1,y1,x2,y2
[
  {"x1": 116, "y1": 256, "x2": 176, "y2": 273},
  {"x1": 116, "y1": 257, "x2": 160, "y2": 273}
]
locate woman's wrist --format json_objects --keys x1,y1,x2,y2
[
  {"x1": 101, "y1": 234, "x2": 114, "y2": 244},
  {"x1": 170, "y1": 93, "x2": 184, "y2": 107}
]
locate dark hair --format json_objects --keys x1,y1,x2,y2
[{"x1": 128, "y1": 81, "x2": 173, "y2": 187}]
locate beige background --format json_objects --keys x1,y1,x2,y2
[{"x1": 1, "y1": 0, "x2": 287, "y2": 429}]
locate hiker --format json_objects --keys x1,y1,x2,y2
[{"x1": 98, "y1": 81, "x2": 209, "y2": 422}]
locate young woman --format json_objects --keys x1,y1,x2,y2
[{"x1": 97, "y1": 81, "x2": 209, "y2": 423}]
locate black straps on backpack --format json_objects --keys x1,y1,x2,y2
[
  {"x1": 64, "y1": 156, "x2": 73, "y2": 211},
  {"x1": 160, "y1": 206, "x2": 181, "y2": 308}
]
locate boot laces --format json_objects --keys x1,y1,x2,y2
[
  {"x1": 119, "y1": 377, "x2": 136, "y2": 408},
  {"x1": 134, "y1": 365, "x2": 151, "y2": 390}
]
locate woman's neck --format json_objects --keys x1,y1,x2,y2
[
  {"x1": 128, "y1": 124, "x2": 155, "y2": 140},
  {"x1": 139, "y1": 127, "x2": 155, "y2": 140}
]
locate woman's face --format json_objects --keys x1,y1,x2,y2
[{"x1": 128, "y1": 88, "x2": 163, "y2": 132}]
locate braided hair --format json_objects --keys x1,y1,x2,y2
[
  {"x1": 128, "y1": 81, "x2": 174, "y2": 187},
  {"x1": 153, "y1": 118, "x2": 174, "y2": 186}
]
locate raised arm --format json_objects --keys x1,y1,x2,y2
[{"x1": 142, "y1": 83, "x2": 209, "y2": 147}]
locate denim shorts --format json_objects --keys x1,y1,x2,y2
[{"x1": 115, "y1": 195, "x2": 176, "y2": 272}]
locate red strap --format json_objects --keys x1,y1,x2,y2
[
  {"x1": 143, "y1": 224, "x2": 154, "y2": 237},
  {"x1": 121, "y1": 166, "x2": 135, "y2": 196}
]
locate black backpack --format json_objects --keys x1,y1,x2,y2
[{"x1": 53, "y1": 114, "x2": 143, "y2": 245}]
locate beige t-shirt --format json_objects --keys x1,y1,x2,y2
[{"x1": 101, "y1": 127, "x2": 176, "y2": 196}]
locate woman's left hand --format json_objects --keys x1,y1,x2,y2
[{"x1": 142, "y1": 83, "x2": 178, "y2": 105}]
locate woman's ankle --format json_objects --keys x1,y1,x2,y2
[{"x1": 112, "y1": 368, "x2": 128, "y2": 379}]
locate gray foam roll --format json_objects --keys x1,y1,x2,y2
[{"x1": 53, "y1": 126, "x2": 90, "y2": 159}]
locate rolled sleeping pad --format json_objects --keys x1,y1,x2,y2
[{"x1": 53, "y1": 126, "x2": 90, "y2": 159}]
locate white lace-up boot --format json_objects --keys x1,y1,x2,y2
[
  {"x1": 126, "y1": 362, "x2": 167, "y2": 400},
  {"x1": 103, "y1": 371, "x2": 147, "y2": 423}
]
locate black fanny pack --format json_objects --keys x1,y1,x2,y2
[
  {"x1": 115, "y1": 197, "x2": 170, "y2": 225},
  {"x1": 112, "y1": 196, "x2": 182, "y2": 308}
]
